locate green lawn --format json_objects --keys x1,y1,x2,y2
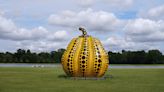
[{"x1": 0, "y1": 67, "x2": 163, "y2": 92}]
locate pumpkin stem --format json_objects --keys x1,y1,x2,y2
[{"x1": 79, "y1": 27, "x2": 88, "y2": 36}]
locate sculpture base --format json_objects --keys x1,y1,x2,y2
[{"x1": 58, "y1": 74, "x2": 113, "y2": 80}]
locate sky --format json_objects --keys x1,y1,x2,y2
[{"x1": 0, "y1": 0, "x2": 164, "y2": 53}]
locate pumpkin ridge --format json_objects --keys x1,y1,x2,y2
[
  {"x1": 79, "y1": 37, "x2": 89, "y2": 77},
  {"x1": 95, "y1": 39, "x2": 108, "y2": 77},
  {"x1": 62, "y1": 38, "x2": 77, "y2": 75},
  {"x1": 86, "y1": 36, "x2": 95, "y2": 77},
  {"x1": 72, "y1": 37, "x2": 84, "y2": 77}
]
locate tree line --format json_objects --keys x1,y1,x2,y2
[
  {"x1": 0, "y1": 49, "x2": 65, "y2": 63},
  {"x1": 108, "y1": 50, "x2": 164, "y2": 64},
  {"x1": 0, "y1": 49, "x2": 164, "y2": 64}
]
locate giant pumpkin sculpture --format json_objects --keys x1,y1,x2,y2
[{"x1": 61, "y1": 27, "x2": 109, "y2": 77}]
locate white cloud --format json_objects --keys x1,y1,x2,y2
[
  {"x1": 0, "y1": 13, "x2": 69, "y2": 52},
  {"x1": 102, "y1": 36, "x2": 135, "y2": 51},
  {"x1": 48, "y1": 8, "x2": 123, "y2": 32},
  {"x1": 0, "y1": 15, "x2": 68, "y2": 41},
  {"x1": 102, "y1": 35, "x2": 160, "y2": 52},
  {"x1": 17, "y1": 40, "x2": 67, "y2": 52},
  {"x1": 47, "y1": 30, "x2": 68, "y2": 41},
  {"x1": 48, "y1": 8, "x2": 164, "y2": 52},
  {"x1": 125, "y1": 18, "x2": 159, "y2": 35},
  {"x1": 139, "y1": 4, "x2": 164, "y2": 20},
  {"x1": 0, "y1": 15, "x2": 17, "y2": 33},
  {"x1": 1, "y1": 0, "x2": 164, "y2": 53},
  {"x1": 124, "y1": 18, "x2": 164, "y2": 42}
]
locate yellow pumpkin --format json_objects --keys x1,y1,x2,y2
[{"x1": 61, "y1": 27, "x2": 109, "y2": 77}]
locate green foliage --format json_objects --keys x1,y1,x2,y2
[
  {"x1": 147, "y1": 50, "x2": 163, "y2": 64},
  {"x1": 0, "y1": 48, "x2": 65, "y2": 63},
  {"x1": 108, "y1": 49, "x2": 164, "y2": 64}
]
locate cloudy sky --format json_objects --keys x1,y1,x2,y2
[{"x1": 0, "y1": 0, "x2": 164, "y2": 53}]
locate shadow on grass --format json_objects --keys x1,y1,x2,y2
[
  {"x1": 57, "y1": 74, "x2": 113, "y2": 80},
  {"x1": 58, "y1": 74, "x2": 69, "y2": 79}
]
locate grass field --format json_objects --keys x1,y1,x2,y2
[{"x1": 0, "y1": 67, "x2": 163, "y2": 92}]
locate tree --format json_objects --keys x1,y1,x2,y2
[
  {"x1": 51, "y1": 48, "x2": 65, "y2": 63},
  {"x1": 38, "y1": 52, "x2": 51, "y2": 63},
  {"x1": 4, "y1": 52, "x2": 13, "y2": 63},
  {"x1": 0, "y1": 52, "x2": 5, "y2": 63},
  {"x1": 14, "y1": 49, "x2": 26, "y2": 63},
  {"x1": 147, "y1": 50, "x2": 163, "y2": 64}
]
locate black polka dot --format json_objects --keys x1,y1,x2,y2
[
  {"x1": 82, "y1": 61, "x2": 85, "y2": 63},
  {"x1": 98, "y1": 59, "x2": 102, "y2": 63},
  {"x1": 82, "y1": 56, "x2": 85, "y2": 59}
]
